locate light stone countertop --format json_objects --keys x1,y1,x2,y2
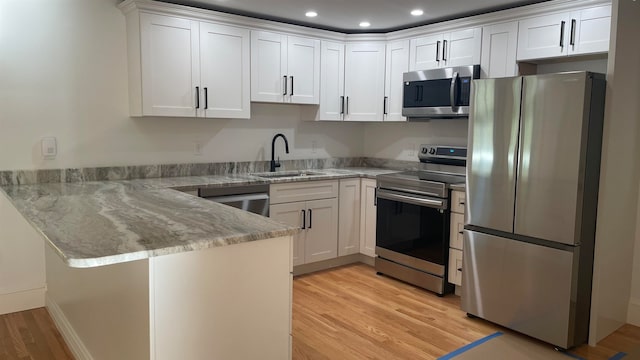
[{"x1": 0, "y1": 167, "x2": 398, "y2": 268}]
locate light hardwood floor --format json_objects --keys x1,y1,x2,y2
[
  {"x1": 1, "y1": 263, "x2": 639, "y2": 359},
  {"x1": 0, "y1": 307, "x2": 73, "y2": 360},
  {"x1": 292, "y1": 263, "x2": 640, "y2": 360}
]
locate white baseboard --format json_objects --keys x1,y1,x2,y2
[
  {"x1": 0, "y1": 287, "x2": 45, "y2": 315},
  {"x1": 46, "y1": 296, "x2": 94, "y2": 360},
  {"x1": 627, "y1": 297, "x2": 640, "y2": 326}
]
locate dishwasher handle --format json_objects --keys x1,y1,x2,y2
[{"x1": 201, "y1": 193, "x2": 269, "y2": 204}]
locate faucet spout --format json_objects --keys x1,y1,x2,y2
[{"x1": 270, "y1": 133, "x2": 289, "y2": 172}]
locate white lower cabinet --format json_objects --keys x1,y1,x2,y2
[
  {"x1": 270, "y1": 181, "x2": 338, "y2": 266},
  {"x1": 359, "y1": 179, "x2": 377, "y2": 257},
  {"x1": 338, "y1": 179, "x2": 361, "y2": 256},
  {"x1": 448, "y1": 190, "x2": 465, "y2": 287}
]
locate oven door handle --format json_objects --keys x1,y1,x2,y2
[{"x1": 377, "y1": 189, "x2": 445, "y2": 209}]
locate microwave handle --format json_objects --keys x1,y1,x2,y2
[{"x1": 450, "y1": 71, "x2": 459, "y2": 112}]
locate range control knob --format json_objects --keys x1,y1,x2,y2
[
  {"x1": 421, "y1": 147, "x2": 428, "y2": 154},
  {"x1": 428, "y1": 147, "x2": 436, "y2": 155}
]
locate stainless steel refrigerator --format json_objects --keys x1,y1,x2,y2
[{"x1": 462, "y1": 72, "x2": 606, "y2": 349}]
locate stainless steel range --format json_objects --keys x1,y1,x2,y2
[{"x1": 375, "y1": 145, "x2": 466, "y2": 295}]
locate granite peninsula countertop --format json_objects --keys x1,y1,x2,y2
[{"x1": 0, "y1": 167, "x2": 398, "y2": 268}]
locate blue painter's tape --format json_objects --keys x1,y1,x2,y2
[
  {"x1": 438, "y1": 332, "x2": 504, "y2": 360},
  {"x1": 609, "y1": 352, "x2": 627, "y2": 360}
]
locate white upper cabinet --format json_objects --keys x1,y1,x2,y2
[
  {"x1": 130, "y1": 12, "x2": 250, "y2": 118},
  {"x1": 199, "y1": 23, "x2": 251, "y2": 118},
  {"x1": 140, "y1": 13, "x2": 200, "y2": 117},
  {"x1": 569, "y1": 5, "x2": 611, "y2": 55},
  {"x1": 481, "y1": 21, "x2": 519, "y2": 78},
  {"x1": 251, "y1": 31, "x2": 320, "y2": 104},
  {"x1": 318, "y1": 41, "x2": 345, "y2": 121},
  {"x1": 409, "y1": 28, "x2": 481, "y2": 71},
  {"x1": 344, "y1": 43, "x2": 386, "y2": 121},
  {"x1": 384, "y1": 40, "x2": 409, "y2": 122},
  {"x1": 517, "y1": 5, "x2": 611, "y2": 61},
  {"x1": 409, "y1": 34, "x2": 443, "y2": 71},
  {"x1": 444, "y1": 28, "x2": 483, "y2": 68}
]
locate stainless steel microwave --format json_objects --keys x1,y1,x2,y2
[{"x1": 402, "y1": 65, "x2": 480, "y2": 119}]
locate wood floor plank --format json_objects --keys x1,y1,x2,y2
[{"x1": 293, "y1": 263, "x2": 640, "y2": 360}]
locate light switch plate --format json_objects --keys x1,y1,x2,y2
[{"x1": 41, "y1": 137, "x2": 57, "y2": 159}]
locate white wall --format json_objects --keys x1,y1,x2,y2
[
  {"x1": 363, "y1": 120, "x2": 469, "y2": 161},
  {"x1": 589, "y1": 0, "x2": 640, "y2": 345},
  {"x1": 0, "y1": 0, "x2": 364, "y2": 171}
]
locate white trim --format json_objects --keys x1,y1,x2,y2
[
  {"x1": 0, "y1": 287, "x2": 45, "y2": 315},
  {"x1": 628, "y1": 297, "x2": 640, "y2": 326},
  {"x1": 46, "y1": 295, "x2": 94, "y2": 360}
]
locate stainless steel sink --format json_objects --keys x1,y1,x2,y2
[{"x1": 251, "y1": 170, "x2": 327, "y2": 179}]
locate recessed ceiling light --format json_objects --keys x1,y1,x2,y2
[
  {"x1": 411, "y1": 9, "x2": 424, "y2": 16},
  {"x1": 305, "y1": 11, "x2": 318, "y2": 18},
  {"x1": 359, "y1": 21, "x2": 371, "y2": 28}
]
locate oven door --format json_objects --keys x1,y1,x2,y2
[{"x1": 375, "y1": 188, "x2": 450, "y2": 275}]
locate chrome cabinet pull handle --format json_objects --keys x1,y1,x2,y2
[
  {"x1": 283, "y1": 75, "x2": 288, "y2": 96},
  {"x1": 442, "y1": 39, "x2": 447, "y2": 61}
]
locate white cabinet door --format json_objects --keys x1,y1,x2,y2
[
  {"x1": 384, "y1": 40, "x2": 409, "y2": 122},
  {"x1": 318, "y1": 41, "x2": 345, "y2": 121},
  {"x1": 448, "y1": 248, "x2": 463, "y2": 286},
  {"x1": 344, "y1": 43, "x2": 386, "y2": 122},
  {"x1": 338, "y1": 179, "x2": 361, "y2": 256},
  {"x1": 409, "y1": 34, "x2": 443, "y2": 71},
  {"x1": 200, "y1": 22, "x2": 250, "y2": 119},
  {"x1": 270, "y1": 202, "x2": 306, "y2": 266},
  {"x1": 140, "y1": 13, "x2": 199, "y2": 117},
  {"x1": 569, "y1": 5, "x2": 611, "y2": 55},
  {"x1": 450, "y1": 212, "x2": 465, "y2": 250},
  {"x1": 251, "y1": 30, "x2": 287, "y2": 102},
  {"x1": 359, "y1": 179, "x2": 377, "y2": 257},
  {"x1": 305, "y1": 198, "x2": 339, "y2": 263},
  {"x1": 517, "y1": 12, "x2": 571, "y2": 61},
  {"x1": 481, "y1": 22, "x2": 518, "y2": 78},
  {"x1": 444, "y1": 28, "x2": 482, "y2": 68},
  {"x1": 287, "y1": 36, "x2": 320, "y2": 104}
]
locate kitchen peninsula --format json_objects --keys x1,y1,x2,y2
[
  {"x1": 0, "y1": 167, "x2": 397, "y2": 360},
  {"x1": 0, "y1": 176, "x2": 298, "y2": 360}
]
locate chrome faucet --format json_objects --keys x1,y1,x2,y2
[{"x1": 270, "y1": 133, "x2": 289, "y2": 172}]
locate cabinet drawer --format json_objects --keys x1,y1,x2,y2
[
  {"x1": 270, "y1": 180, "x2": 339, "y2": 204},
  {"x1": 450, "y1": 212, "x2": 464, "y2": 250},
  {"x1": 451, "y1": 190, "x2": 466, "y2": 214},
  {"x1": 448, "y1": 248, "x2": 463, "y2": 286}
]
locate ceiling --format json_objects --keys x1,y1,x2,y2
[{"x1": 160, "y1": 0, "x2": 550, "y2": 33}]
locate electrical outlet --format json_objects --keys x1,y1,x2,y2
[
  {"x1": 41, "y1": 137, "x2": 57, "y2": 160},
  {"x1": 194, "y1": 142, "x2": 203, "y2": 156},
  {"x1": 311, "y1": 140, "x2": 318, "y2": 154}
]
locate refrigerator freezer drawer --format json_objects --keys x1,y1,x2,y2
[{"x1": 462, "y1": 230, "x2": 576, "y2": 348}]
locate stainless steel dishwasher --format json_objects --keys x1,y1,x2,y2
[{"x1": 199, "y1": 184, "x2": 270, "y2": 217}]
